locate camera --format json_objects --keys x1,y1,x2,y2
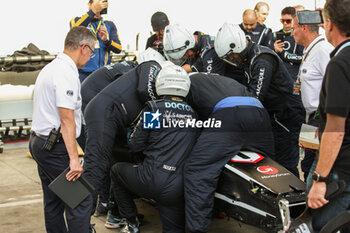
[
  {"x1": 275, "y1": 32, "x2": 285, "y2": 42},
  {"x1": 100, "y1": 0, "x2": 108, "y2": 15},
  {"x1": 297, "y1": 10, "x2": 323, "y2": 25}
]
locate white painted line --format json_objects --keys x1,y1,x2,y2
[{"x1": 0, "y1": 199, "x2": 42, "y2": 208}]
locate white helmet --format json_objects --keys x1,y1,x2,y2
[
  {"x1": 163, "y1": 24, "x2": 196, "y2": 65},
  {"x1": 214, "y1": 23, "x2": 247, "y2": 66},
  {"x1": 137, "y1": 48, "x2": 166, "y2": 66},
  {"x1": 156, "y1": 64, "x2": 191, "y2": 97}
]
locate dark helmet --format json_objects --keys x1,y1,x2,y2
[{"x1": 151, "y1": 12, "x2": 169, "y2": 31}]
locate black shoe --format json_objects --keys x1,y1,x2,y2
[{"x1": 95, "y1": 201, "x2": 108, "y2": 216}]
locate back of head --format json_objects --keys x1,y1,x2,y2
[
  {"x1": 151, "y1": 11, "x2": 169, "y2": 32},
  {"x1": 214, "y1": 23, "x2": 247, "y2": 57},
  {"x1": 156, "y1": 64, "x2": 190, "y2": 98},
  {"x1": 324, "y1": 0, "x2": 350, "y2": 37},
  {"x1": 163, "y1": 24, "x2": 196, "y2": 65},
  {"x1": 137, "y1": 48, "x2": 166, "y2": 66},
  {"x1": 64, "y1": 26, "x2": 96, "y2": 50}
]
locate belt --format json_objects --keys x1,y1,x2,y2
[
  {"x1": 31, "y1": 131, "x2": 63, "y2": 143},
  {"x1": 31, "y1": 131, "x2": 48, "y2": 140}
]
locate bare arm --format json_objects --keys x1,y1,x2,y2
[
  {"x1": 308, "y1": 113, "x2": 346, "y2": 209},
  {"x1": 59, "y1": 107, "x2": 82, "y2": 181}
]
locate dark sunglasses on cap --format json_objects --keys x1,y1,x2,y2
[{"x1": 280, "y1": 19, "x2": 292, "y2": 24}]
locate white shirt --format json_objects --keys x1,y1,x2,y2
[
  {"x1": 299, "y1": 35, "x2": 334, "y2": 116},
  {"x1": 31, "y1": 53, "x2": 82, "y2": 136}
]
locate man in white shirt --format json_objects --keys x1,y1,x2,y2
[
  {"x1": 292, "y1": 13, "x2": 334, "y2": 180},
  {"x1": 29, "y1": 26, "x2": 96, "y2": 233}
]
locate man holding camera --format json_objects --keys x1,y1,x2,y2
[
  {"x1": 273, "y1": 6, "x2": 305, "y2": 178},
  {"x1": 70, "y1": 0, "x2": 122, "y2": 82},
  {"x1": 307, "y1": 0, "x2": 350, "y2": 231},
  {"x1": 29, "y1": 26, "x2": 96, "y2": 233},
  {"x1": 292, "y1": 10, "x2": 333, "y2": 180}
]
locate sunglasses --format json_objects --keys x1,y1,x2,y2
[{"x1": 280, "y1": 19, "x2": 292, "y2": 24}]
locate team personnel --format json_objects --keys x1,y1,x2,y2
[
  {"x1": 240, "y1": 9, "x2": 273, "y2": 49},
  {"x1": 184, "y1": 73, "x2": 275, "y2": 233},
  {"x1": 145, "y1": 11, "x2": 170, "y2": 55},
  {"x1": 163, "y1": 24, "x2": 226, "y2": 73},
  {"x1": 215, "y1": 23, "x2": 300, "y2": 176},
  {"x1": 71, "y1": 0, "x2": 122, "y2": 82},
  {"x1": 83, "y1": 60, "x2": 163, "y2": 216},
  {"x1": 112, "y1": 65, "x2": 197, "y2": 233},
  {"x1": 80, "y1": 48, "x2": 164, "y2": 217},
  {"x1": 307, "y1": 0, "x2": 350, "y2": 231},
  {"x1": 273, "y1": 6, "x2": 306, "y2": 178},
  {"x1": 254, "y1": 1, "x2": 270, "y2": 25},
  {"x1": 292, "y1": 10, "x2": 333, "y2": 180},
  {"x1": 81, "y1": 61, "x2": 136, "y2": 112},
  {"x1": 29, "y1": 26, "x2": 96, "y2": 233}
]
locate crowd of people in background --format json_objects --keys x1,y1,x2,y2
[{"x1": 28, "y1": 0, "x2": 350, "y2": 233}]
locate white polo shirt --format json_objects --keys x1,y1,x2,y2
[
  {"x1": 31, "y1": 53, "x2": 82, "y2": 137},
  {"x1": 299, "y1": 35, "x2": 334, "y2": 116}
]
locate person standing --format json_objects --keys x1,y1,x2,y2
[
  {"x1": 273, "y1": 6, "x2": 306, "y2": 179},
  {"x1": 71, "y1": 0, "x2": 122, "y2": 82},
  {"x1": 29, "y1": 26, "x2": 96, "y2": 233},
  {"x1": 291, "y1": 10, "x2": 333, "y2": 180},
  {"x1": 254, "y1": 1, "x2": 270, "y2": 26},
  {"x1": 239, "y1": 9, "x2": 273, "y2": 49},
  {"x1": 307, "y1": 0, "x2": 350, "y2": 231},
  {"x1": 145, "y1": 11, "x2": 169, "y2": 56},
  {"x1": 215, "y1": 23, "x2": 300, "y2": 176}
]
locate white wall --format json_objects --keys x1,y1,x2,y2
[{"x1": 1, "y1": 0, "x2": 324, "y2": 56}]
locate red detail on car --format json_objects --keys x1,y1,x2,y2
[{"x1": 257, "y1": 166, "x2": 278, "y2": 174}]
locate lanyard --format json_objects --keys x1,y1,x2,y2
[
  {"x1": 334, "y1": 41, "x2": 350, "y2": 56},
  {"x1": 297, "y1": 38, "x2": 325, "y2": 82},
  {"x1": 90, "y1": 20, "x2": 103, "y2": 35}
]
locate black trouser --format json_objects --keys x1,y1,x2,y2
[
  {"x1": 111, "y1": 161, "x2": 186, "y2": 233},
  {"x1": 29, "y1": 134, "x2": 92, "y2": 233},
  {"x1": 270, "y1": 111, "x2": 302, "y2": 178},
  {"x1": 83, "y1": 103, "x2": 122, "y2": 212},
  {"x1": 301, "y1": 112, "x2": 319, "y2": 181},
  {"x1": 184, "y1": 107, "x2": 274, "y2": 233}
]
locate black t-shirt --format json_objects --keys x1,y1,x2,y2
[
  {"x1": 318, "y1": 39, "x2": 350, "y2": 181},
  {"x1": 146, "y1": 34, "x2": 164, "y2": 55}
]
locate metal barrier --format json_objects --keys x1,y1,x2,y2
[{"x1": 0, "y1": 50, "x2": 137, "y2": 65}]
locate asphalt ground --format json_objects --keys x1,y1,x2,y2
[{"x1": 0, "y1": 141, "x2": 266, "y2": 233}]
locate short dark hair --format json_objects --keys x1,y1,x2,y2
[
  {"x1": 324, "y1": 0, "x2": 350, "y2": 36},
  {"x1": 64, "y1": 26, "x2": 96, "y2": 50},
  {"x1": 151, "y1": 12, "x2": 169, "y2": 31},
  {"x1": 308, "y1": 25, "x2": 320, "y2": 34},
  {"x1": 281, "y1": 7, "x2": 296, "y2": 17}
]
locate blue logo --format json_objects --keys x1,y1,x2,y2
[{"x1": 143, "y1": 110, "x2": 162, "y2": 129}]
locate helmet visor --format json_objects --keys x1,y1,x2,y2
[{"x1": 222, "y1": 50, "x2": 241, "y2": 67}]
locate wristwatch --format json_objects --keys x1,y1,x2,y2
[{"x1": 312, "y1": 171, "x2": 328, "y2": 182}]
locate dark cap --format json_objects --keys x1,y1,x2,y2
[{"x1": 151, "y1": 12, "x2": 169, "y2": 31}]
